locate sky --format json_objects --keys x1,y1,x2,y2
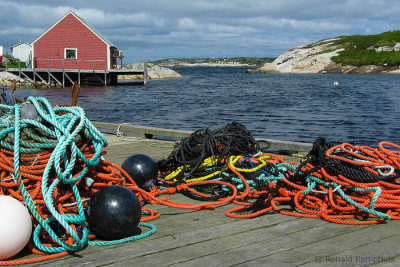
[{"x1": 0, "y1": 0, "x2": 399, "y2": 63}]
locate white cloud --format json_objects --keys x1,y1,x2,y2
[
  {"x1": 0, "y1": 26, "x2": 43, "y2": 36},
  {"x1": 1, "y1": 0, "x2": 400, "y2": 62},
  {"x1": 178, "y1": 18, "x2": 197, "y2": 30},
  {"x1": 76, "y1": 9, "x2": 154, "y2": 28},
  {"x1": 207, "y1": 24, "x2": 257, "y2": 34}
]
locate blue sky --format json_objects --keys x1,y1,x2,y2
[{"x1": 1, "y1": 0, "x2": 399, "y2": 63}]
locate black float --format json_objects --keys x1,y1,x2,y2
[
  {"x1": 121, "y1": 154, "x2": 159, "y2": 191},
  {"x1": 87, "y1": 185, "x2": 141, "y2": 240}
]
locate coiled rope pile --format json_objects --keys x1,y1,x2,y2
[
  {"x1": 2, "y1": 97, "x2": 400, "y2": 264},
  {"x1": 263, "y1": 138, "x2": 400, "y2": 224},
  {"x1": 155, "y1": 126, "x2": 400, "y2": 224},
  {"x1": 0, "y1": 97, "x2": 156, "y2": 265}
]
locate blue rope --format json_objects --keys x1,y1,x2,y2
[
  {"x1": 89, "y1": 223, "x2": 156, "y2": 246},
  {"x1": 302, "y1": 175, "x2": 390, "y2": 220},
  {"x1": 2, "y1": 96, "x2": 156, "y2": 253}
]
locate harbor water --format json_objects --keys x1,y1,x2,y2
[{"x1": 15, "y1": 66, "x2": 400, "y2": 146}]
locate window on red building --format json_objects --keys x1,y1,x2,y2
[{"x1": 65, "y1": 48, "x2": 77, "y2": 59}]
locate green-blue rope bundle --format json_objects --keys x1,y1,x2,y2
[{"x1": 0, "y1": 96, "x2": 156, "y2": 256}]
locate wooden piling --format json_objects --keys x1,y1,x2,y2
[
  {"x1": 11, "y1": 79, "x2": 17, "y2": 92},
  {"x1": 71, "y1": 81, "x2": 80, "y2": 106}
]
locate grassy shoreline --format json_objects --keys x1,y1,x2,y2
[{"x1": 331, "y1": 31, "x2": 400, "y2": 66}]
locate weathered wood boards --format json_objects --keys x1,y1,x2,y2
[
  {"x1": 92, "y1": 122, "x2": 313, "y2": 153},
  {"x1": 23, "y1": 132, "x2": 400, "y2": 266}
]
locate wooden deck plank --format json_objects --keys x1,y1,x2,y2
[
  {"x1": 93, "y1": 122, "x2": 192, "y2": 140},
  {"x1": 311, "y1": 234, "x2": 400, "y2": 267},
  {"x1": 375, "y1": 254, "x2": 400, "y2": 267},
  {"x1": 101, "y1": 135, "x2": 175, "y2": 166},
  {"x1": 110, "y1": 218, "x2": 326, "y2": 267},
  {"x1": 94, "y1": 122, "x2": 313, "y2": 153},
  {"x1": 29, "y1": 213, "x2": 297, "y2": 266},
  {"x1": 15, "y1": 132, "x2": 400, "y2": 266},
  {"x1": 235, "y1": 223, "x2": 400, "y2": 266},
  {"x1": 167, "y1": 222, "x2": 371, "y2": 266}
]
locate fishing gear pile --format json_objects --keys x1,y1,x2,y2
[
  {"x1": 158, "y1": 122, "x2": 262, "y2": 181},
  {"x1": 2, "y1": 96, "x2": 400, "y2": 264},
  {"x1": 153, "y1": 122, "x2": 290, "y2": 213},
  {"x1": 261, "y1": 138, "x2": 400, "y2": 224},
  {"x1": 0, "y1": 97, "x2": 156, "y2": 265},
  {"x1": 155, "y1": 130, "x2": 400, "y2": 224}
]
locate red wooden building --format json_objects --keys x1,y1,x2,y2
[{"x1": 32, "y1": 11, "x2": 120, "y2": 70}]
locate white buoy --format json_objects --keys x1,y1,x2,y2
[
  {"x1": 333, "y1": 81, "x2": 339, "y2": 86},
  {"x1": 0, "y1": 195, "x2": 32, "y2": 260}
]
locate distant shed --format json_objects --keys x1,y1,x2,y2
[
  {"x1": 32, "y1": 11, "x2": 120, "y2": 70},
  {"x1": 11, "y1": 42, "x2": 31, "y2": 62}
]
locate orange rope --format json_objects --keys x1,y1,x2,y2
[
  {"x1": 3, "y1": 138, "x2": 400, "y2": 264},
  {"x1": 224, "y1": 141, "x2": 400, "y2": 224},
  {"x1": 0, "y1": 144, "x2": 156, "y2": 265}
]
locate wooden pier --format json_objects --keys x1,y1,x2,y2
[
  {"x1": 10, "y1": 124, "x2": 400, "y2": 266},
  {"x1": 0, "y1": 60, "x2": 148, "y2": 87}
]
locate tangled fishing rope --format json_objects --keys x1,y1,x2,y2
[
  {"x1": 158, "y1": 122, "x2": 262, "y2": 180},
  {"x1": 155, "y1": 126, "x2": 400, "y2": 224},
  {"x1": 0, "y1": 97, "x2": 156, "y2": 265},
  {"x1": 2, "y1": 98, "x2": 400, "y2": 264}
]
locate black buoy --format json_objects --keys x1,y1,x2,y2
[
  {"x1": 87, "y1": 185, "x2": 141, "y2": 240},
  {"x1": 121, "y1": 154, "x2": 158, "y2": 191}
]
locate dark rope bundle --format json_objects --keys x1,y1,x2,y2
[
  {"x1": 237, "y1": 137, "x2": 400, "y2": 216},
  {"x1": 294, "y1": 137, "x2": 400, "y2": 183},
  {"x1": 180, "y1": 183, "x2": 231, "y2": 201},
  {"x1": 158, "y1": 122, "x2": 259, "y2": 180}
]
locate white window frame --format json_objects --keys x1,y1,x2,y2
[{"x1": 64, "y1": 48, "x2": 78, "y2": 59}]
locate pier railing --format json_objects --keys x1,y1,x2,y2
[
  {"x1": 33, "y1": 58, "x2": 108, "y2": 72},
  {"x1": 0, "y1": 59, "x2": 147, "y2": 86},
  {"x1": 4, "y1": 58, "x2": 108, "y2": 72}
]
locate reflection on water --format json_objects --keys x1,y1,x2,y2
[{"x1": 15, "y1": 67, "x2": 400, "y2": 146}]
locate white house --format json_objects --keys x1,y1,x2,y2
[{"x1": 11, "y1": 42, "x2": 31, "y2": 62}]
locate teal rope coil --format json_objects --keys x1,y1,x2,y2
[
  {"x1": 89, "y1": 222, "x2": 156, "y2": 246},
  {"x1": 0, "y1": 96, "x2": 156, "y2": 254},
  {"x1": 301, "y1": 174, "x2": 390, "y2": 220}
]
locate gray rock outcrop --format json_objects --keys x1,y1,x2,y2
[
  {"x1": 250, "y1": 39, "x2": 400, "y2": 74},
  {"x1": 0, "y1": 71, "x2": 28, "y2": 86},
  {"x1": 119, "y1": 62, "x2": 182, "y2": 80},
  {"x1": 250, "y1": 38, "x2": 344, "y2": 74}
]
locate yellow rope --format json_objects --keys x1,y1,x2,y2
[
  {"x1": 185, "y1": 167, "x2": 227, "y2": 183},
  {"x1": 164, "y1": 157, "x2": 227, "y2": 182},
  {"x1": 229, "y1": 155, "x2": 272, "y2": 172}
]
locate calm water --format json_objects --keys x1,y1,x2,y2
[{"x1": 15, "y1": 67, "x2": 400, "y2": 146}]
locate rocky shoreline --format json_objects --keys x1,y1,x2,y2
[
  {"x1": 119, "y1": 62, "x2": 182, "y2": 80},
  {"x1": 318, "y1": 63, "x2": 400, "y2": 74},
  {"x1": 162, "y1": 62, "x2": 254, "y2": 67},
  {"x1": 0, "y1": 71, "x2": 33, "y2": 87},
  {"x1": 248, "y1": 38, "x2": 400, "y2": 75}
]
